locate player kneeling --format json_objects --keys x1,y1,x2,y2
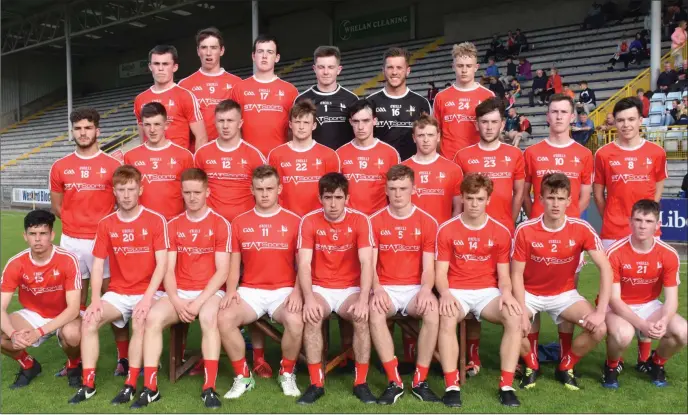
[
  {"x1": 602, "y1": 200, "x2": 686, "y2": 389},
  {"x1": 133, "y1": 168, "x2": 230, "y2": 408},
  {"x1": 368, "y1": 165, "x2": 441, "y2": 404},
  {"x1": 1, "y1": 210, "x2": 82, "y2": 389},
  {"x1": 435, "y1": 173, "x2": 522, "y2": 408},
  {"x1": 217, "y1": 165, "x2": 303, "y2": 399}
]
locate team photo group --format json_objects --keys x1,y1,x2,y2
[{"x1": 1, "y1": 26, "x2": 686, "y2": 411}]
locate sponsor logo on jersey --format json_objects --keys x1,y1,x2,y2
[
  {"x1": 178, "y1": 246, "x2": 214, "y2": 255},
  {"x1": 316, "y1": 229, "x2": 327, "y2": 236},
  {"x1": 244, "y1": 104, "x2": 284, "y2": 113},
  {"x1": 444, "y1": 114, "x2": 475, "y2": 123},
  {"x1": 242, "y1": 241, "x2": 290, "y2": 251},
  {"x1": 315, "y1": 243, "x2": 354, "y2": 253},
  {"x1": 609, "y1": 160, "x2": 622, "y2": 166},
  {"x1": 63, "y1": 169, "x2": 76, "y2": 175},
  {"x1": 197, "y1": 98, "x2": 223, "y2": 107},
  {"x1": 206, "y1": 172, "x2": 249, "y2": 180},
  {"x1": 444, "y1": 101, "x2": 455, "y2": 107},
  {"x1": 453, "y1": 240, "x2": 465, "y2": 246},
  {"x1": 110, "y1": 232, "x2": 119, "y2": 238},
  {"x1": 168, "y1": 99, "x2": 175, "y2": 107},
  {"x1": 283, "y1": 176, "x2": 321, "y2": 184},
  {"x1": 415, "y1": 188, "x2": 445, "y2": 197},
  {"x1": 343, "y1": 173, "x2": 380, "y2": 182},
  {"x1": 64, "y1": 183, "x2": 107, "y2": 192},
  {"x1": 113, "y1": 246, "x2": 151, "y2": 256},
  {"x1": 243, "y1": 228, "x2": 255, "y2": 233},
  {"x1": 569, "y1": 239, "x2": 576, "y2": 247},
  {"x1": 535, "y1": 170, "x2": 580, "y2": 178},
  {"x1": 376, "y1": 107, "x2": 387, "y2": 112},
  {"x1": 317, "y1": 116, "x2": 347, "y2": 124},
  {"x1": 454, "y1": 253, "x2": 492, "y2": 261},
  {"x1": 376, "y1": 120, "x2": 414, "y2": 128},
  {"x1": 22, "y1": 284, "x2": 64, "y2": 295},
  {"x1": 621, "y1": 276, "x2": 659, "y2": 285},
  {"x1": 610, "y1": 173, "x2": 650, "y2": 183},
  {"x1": 483, "y1": 171, "x2": 512, "y2": 179},
  {"x1": 646, "y1": 157, "x2": 653, "y2": 165},
  {"x1": 530, "y1": 255, "x2": 575, "y2": 266},
  {"x1": 142, "y1": 173, "x2": 176, "y2": 183},
  {"x1": 244, "y1": 91, "x2": 255, "y2": 96},
  {"x1": 134, "y1": 161, "x2": 146, "y2": 167},
  {"x1": 343, "y1": 160, "x2": 353, "y2": 165},
  {"x1": 379, "y1": 243, "x2": 421, "y2": 252},
  {"x1": 623, "y1": 263, "x2": 632, "y2": 270},
  {"x1": 177, "y1": 232, "x2": 186, "y2": 238},
  {"x1": 205, "y1": 159, "x2": 217, "y2": 165},
  {"x1": 657, "y1": 261, "x2": 663, "y2": 269}
]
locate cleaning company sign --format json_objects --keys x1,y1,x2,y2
[{"x1": 336, "y1": 8, "x2": 411, "y2": 42}]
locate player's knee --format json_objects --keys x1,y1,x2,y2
[
  {"x1": 593, "y1": 322, "x2": 608, "y2": 341},
  {"x1": 610, "y1": 323, "x2": 634, "y2": 347},
  {"x1": 143, "y1": 312, "x2": 164, "y2": 332},
  {"x1": 199, "y1": 308, "x2": 218, "y2": 331},
  {"x1": 422, "y1": 307, "x2": 440, "y2": 327},
  {"x1": 283, "y1": 311, "x2": 304, "y2": 333},
  {"x1": 216, "y1": 309, "x2": 237, "y2": 331},
  {"x1": 439, "y1": 314, "x2": 458, "y2": 332},
  {"x1": 669, "y1": 324, "x2": 688, "y2": 347},
  {"x1": 131, "y1": 317, "x2": 146, "y2": 334},
  {"x1": 502, "y1": 312, "x2": 520, "y2": 332},
  {"x1": 368, "y1": 308, "x2": 387, "y2": 325},
  {"x1": 352, "y1": 318, "x2": 369, "y2": 332},
  {"x1": 81, "y1": 318, "x2": 98, "y2": 333},
  {"x1": 60, "y1": 322, "x2": 82, "y2": 348}
]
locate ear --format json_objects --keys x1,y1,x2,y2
[{"x1": 173, "y1": 63, "x2": 179, "y2": 73}]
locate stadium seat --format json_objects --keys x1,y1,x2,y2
[
  {"x1": 664, "y1": 139, "x2": 679, "y2": 151},
  {"x1": 650, "y1": 102, "x2": 666, "y2": 114},
  {"x1": 650, "y1": 92, "x2": 666, "y2": 103},
  {"x1": 641, "y1": 117, "x2": 650, "y2": 127},
  {"x1": 666, "y1": 91, "x2": 683, "y2": 101},
  {"x1": 648, "y1": 114, "x2": 664, "y2": 126}
]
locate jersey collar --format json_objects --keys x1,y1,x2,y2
[
  {"x1": 74, "y1": 150, "x2": 103, "y2": 160},
  {"x1": 117, "y1": 206, "x2": 144, "y2": 223},
  {"x1": 312, "y1": 84, "x2": 341, "y2": 96},
  {"x1": 144, "y1": 140, "x2": 172, "y2": 151},
  {"x1": 544, "y1": 138, "x2": 575, "y2": 148},
  {"x1": 215, "y1": 138, "x2": 242, "y2": 153},
  {"x1": 252, "y1": 75, "x2": 278, "y2": 84},
  {"x1": 288, "y1": 140, "x2": 316, "y2": 153},
  {"x1": 459, "y1": 214, "x2": 488, "y2": 231},
  {"x1": 199, "y1": 68, "x2": 226, "y2": 77},
  {"x1": 411, "y1": 153, "x2": 439, "y2": 165},
  {"x1": 478, "y1": 141, "x2": 501, "y2": 152},
  {"x1": 540, "y1": 215, "x2": 567, "y2": 232},
  {"x1": 629, "y1": 235, "x2": 656, "y2": 254},
  {"x1": 387, "y1": 205, "x2": 416, "y2": 220},
  {"x1": 382, "y1": 87, "x2": 410, "y2": 99},
  {"x1": 452, "y1": 82, "x2": 480, "y2": 92},
  {"x1": 324, "y1": 208, "x2": 347, "y2": 223},
  {"x1": 613, "y1": 139, "x2": 646, "y2": 151},
  {"x1": 185, "y1": 207, "x2": 211, "y2": 222},
  {"x1": 29, "y1": 245, "x2": 56, "y2": 267},
  {"x1": 254, "y1": 206, "x2": 282, "y2": 218},
  {"x1": 351, "y1": 138, "x2": 379, "y2": 151},
  {"x1": 150, "y1": 83, "x2": 177, "y2": 94}
]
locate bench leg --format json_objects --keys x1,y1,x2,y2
[{"x1": 169, "y1": 323, "x2": 201, "y2": 383}]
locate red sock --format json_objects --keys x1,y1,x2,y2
[
  {"x1": 522, "y1": 350, "x2": 540, "y2": 370},
  {"x1": 652, "y1": 351, "x2": 668, "y2": 366},
  {"x1": 279, "y1": 358, "x2": 296, "y2": 375},
  {"x1": 558, "y1": 351, "x2": 582, "y2": 371},
  {"x1": 402, "y1": 333, "x2": 416, "y2": 362},
  {"x1": 467, "y1": 338, "x2": 481, "y2": 366},
  {"x1": 444, "y1": 370, "x2": 460, "y2": 389},
  {"x1": 558, "y1": 331, "x2": 573, "y2": 360},
  {"x1": 499, "y1": 370, "x2": 515, "y2": 389},
  {"x1": 307, "y1": 363, "x2": 324, "y2": 387},
  {"x1": 126, "y1": 367, "x2": 139, "y2": 388},
  {"x1": 382, "y1": 357, "x2": 403, "y2": 385},
  {"x1": 231, "y1": 358, "x2": 250, "y2": 377},
  {"x1": 412, "y1": 364, "x2": 429, "y2": 388},
  {"x1": 14, "y1": 351, "x2": 35, "y2": 370},
  {"x1": 606, "y1": 358, "x2": 621, "y2": 369},
  {"x1": 116, "y1": 340, "x2": 129, "y2": 361},
  {"x1": 638, "y1": 341, "x2": 652, "y2": 362},
  {"x1": 143, "y1": 366, "x2": 158, "y2": 391},
  {"x1": 80, "y1": 304, "x2": 87, "y2": 312},
  {"x1": 354, "y1": 362, "x2": 369, "y2": 386},
  {"x1": 66, "y1": 356, "x2": 81, "y2": 369},
  {"x1": 203, "y1": 360, "x2": 219, "y2": 390},
  {"x1": 527, "y1": 332, "x2": 539, "y2": 361},
  {"x1": 83, "y1": 368, "x2": 96, "y2": 388},
  {"x1": 252, "y1": 347, "x2": 265, "y2": 362}
]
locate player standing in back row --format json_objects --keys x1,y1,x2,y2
[
  {"x1": 367, "y1": 47, "x2": 431, "y2": 161},
  {"x1": 295, "y1": 46, "x2": 358, "y2": 150},
  {"x1": 230, "y1": 34, "x2": 299, "y2": 157},
  {"x1": 433, "y1": 42, "x2": 494, "y2": 159}
]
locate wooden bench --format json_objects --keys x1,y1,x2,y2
[{"x1": 169, "y1": 323, "x2": 201, "y2": 383}]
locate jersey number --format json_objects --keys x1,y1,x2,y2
[
  {"x1": 296, "y1": 162, "x2": 307, "y2": 171},
  {"x1": 392, "y1": 108, "x2": 400, "y2": 116},
  {"x1": 484, "y1": 159, "x2": 496, "y2": 168},
  {"x1": 123, "y1": 233, "x2": 134, "y2": 242},
  {"x1": 469, "y1": 241, "x2": 477, "y2": 250},
  {"x1": 152, "y1": 161, "x2": 158, "y2": 170},
  {"x1": 260, "y1": 92, "x2": 268, "y2": 100},
  {"x1": 222, "y1": 160, "x2": 231, "y2": 169},
  {"x1": 209, "y1": 86, "x2": 215, "y2": 94},
  {"x1": 551, "y1": 243, "x2": 557, "y2": 252},
  {"x1": 80, "y1": 170, "x2": 89, "y2": 178},
  {"x1": 637, "y1": 265, "x2": 647, "y2": 274},
  {"x1": 359, "y1": 160, "x2": 367, "y2": 169},
  {"x1": 628, "y1": 161, "x2": 634, "y2": 169},
  {"x1": 555, "y1": 157, "x2": 564, "y2": 166},
  {"x1": 262, "y1": 228, "x2": 269, "y2": 237},
  {"x1": 458, "y1": 102, "x2": 470, "y2": 110},
  {"x1": 420, "y1": 174, "x2": 429, "y2": 183}
]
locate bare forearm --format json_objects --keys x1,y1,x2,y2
[
  {"x1": 39, "y1": 304, "x2": 79, "y2": 335},
  {"x1": 654, "y1": 180, "x2": 665, "y2": 202},
  {"x1": 610, "y1": 298, "x2": 648, "y2": 329},
  {"x1": 593, "y1": 185, "x2": 606, "y2": 216},
  {"x1": 1, "y1": 309, "x2": 16, "y2": 336},
  {"x1": 298, "y1": 266, "x2": 314, "y2": 299},
  {"x1": 522, "y1": 189, "x2": 533, "y2": 217},
  {"x1": 511, "y1": 189, "x2": 525, "y2": 223},
  {"x1": 197, "y1": 269, "x2": 228, "y2": 304}
]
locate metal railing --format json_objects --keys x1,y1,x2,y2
[{"x1": 587, "y1": 125, "x2": 688, "y2": 160}]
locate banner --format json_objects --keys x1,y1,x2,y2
[
  {"x1": 660, "y1": 198, "x2": 687, "y2": 242},
  {"x1": 12, "y1": 188, "x2": 51, "y2": 206},
  {"x1": 119, "y1": 59, "x2": 149, "y2": 79},
  {"x1": 336, "y1": 8, "x2": 411, "y2": 42}
]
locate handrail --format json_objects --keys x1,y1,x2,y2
[{"x1": 585, "y1": 125, "x2": 687, "y2": 160}]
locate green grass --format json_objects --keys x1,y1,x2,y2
[{"x1": 1, "y1": 210, "x2": 687, "y2": 413}]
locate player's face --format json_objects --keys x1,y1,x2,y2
[
  {"x1": 383, "y1": 57, "x2": 410, "y2": 88},
  {"x1": 540, "y1": 188, "x2": 571, "y2": 220},
  {"x1": 462, "y1": 189, "x2": 489, "y2": 220},
  {"x1": 320, "y1": 188, "x2": 349, "y2": 221},
  {"x1": 215, "y1": 109, "x2": 243, "y2": 141},
  {"x1": 314, "y1": 56, "x2": 342, "y2": 88},
  {"x1": 251, "y1": 175, "x2": 281, "y2": 210},
  {"x1": 142, "y1": 114, "x2": 168, "y2": 145},
  {"x1": 546, "y1": 100, "x2": 575, "y2": 135},
  {"x1": 72, "y1": 119, "x2": 100, "y2": 149},
  {"x1": 149, "y1": 53, "x2": 178, "y2": 85},
  {"x1": 614, "y1": 107, "x2": 643, "y2": 141},
  {"x1": 386, "y1": 177, "x2": 414, "y2": 210},
  {"x1": 350, "y1": 108, "x2": 376, "y2": 141},
  {"x1": 290, "y1": 114, "x2": 316, "y2": 141},
  {"x1": 413, "y1": 125, "x2": 440, "y2": 156},
  {"x1": 114, "y1": 180, "x2": 142, "y2": 212},
  {"x1": 630, "y1": 211, "x2": 660, "y2": 241},
  {"x1": 197, "y1": 36, "x2": 224, "y2": 71},
  {"x1": 252, "y1": 41, "x2": 279, "y2": 73},
  {"x1": 182, "y1": 180, "x2": 209, "y2": 213},
  {"x1": 453, "y1": 55, "x2": 479, "y2": 85},
  {"x1": 477, "y1": 110, "x2": 505, "y2": 144},
  {"x1": 23, "y1": 224, "x2": 54, "y2": 256}
]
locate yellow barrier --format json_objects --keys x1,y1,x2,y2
[
  {"x1": 277, "y1": 57, "x2": 312, "y2": 76},
  {"x1": 585, "y1": 125, "x2": 688, "y2": 160}
]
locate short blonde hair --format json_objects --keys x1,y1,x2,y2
[{"x1": 452, "y1": 42, "x2": 478, "y2": 60}]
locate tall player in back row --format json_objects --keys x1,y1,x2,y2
[
  {"x1": 433, "y1": 42, "x2": 495, "y2": 159},
  {"x1": 295, "y1": 46, "x2": 358, "y2": 150},
  {"x1": 367, "y1": 47, "x2": 431, "y2": 161}
]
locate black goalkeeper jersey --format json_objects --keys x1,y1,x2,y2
[{"x1": 295, "y1": 84, "x2": 359, "y2": 150}]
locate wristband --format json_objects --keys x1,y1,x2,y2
[
  {"x1": 37, "y1": 327, "x2": 45, "y2": 337},
  {"x1": 10, "y1": 330, "x2": 17, "y2": 339}
]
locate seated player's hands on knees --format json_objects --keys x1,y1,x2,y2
[
  {"x1": 11, "y1": 329, "x2": 34, "y2": 350},
  {"x1": 303, "y1": 296, "x2": 323, "y2": 324},
  {"x1": 415, "y1": 286, "x2": 437, "y2": 316},
  {"x1": 347, "y1": 297, "x2": 369, "y2": 322},
  {"x1": 176, "y1": 300, "x2": 197, "y2": 323},
  {"x1": 498, "y1": 292, "x2": 522, "y2": 317},
  {"x1": 83, "y1": 297, "x2": 104, "y2": 324},
  {"x1": 370, "y1": 287, "x2": 392, "y2": 314},
  {"x1": 133, "y1": 297, "x2": 153, "y2": 323},
  {"x1": 185, "y1": 300, "x2": 203, "y2": 320},
  {"x1": 648, "y1": 318, "x2": 668, "y2": 339},
  {"x1": 285, "y1": 289, "x2": 303, "y2": 313},
  {"x1": 581, "y1": 309, "x2": 605, "y2": 332},
  {"x1": 219, "y1": 290, "x2": 241, "y2": 310},
  {"x1": 439, "y1": 292, "x2": 461, "y2": 317}
]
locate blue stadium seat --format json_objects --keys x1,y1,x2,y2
[{"x1": 651, "y1": 92, "x2": 667, "y2": 103}]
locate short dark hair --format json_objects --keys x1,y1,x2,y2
[
  {"x1": 181, "y1": 168, "x2": 208, "y2": 187},
  {"x1": 70, "y1": 107, "x2": 100, "y2": 128},
  {"x1": 252, "y1": 164, "x2": 279, "y2": 182},
  {"x1": 541, "y1": 173, "x2": 571, "y2": 196},
  {"x1": 196, "y1": 27, "x2": 224, "y2": 48},
  {"x1": 631, "y1": 199, "x2": 660, "y2": 220},
  {"x1": 348, "y1": 99, "x2": 375, "y2": 120},
  {"x1": 461, "y1": 173, "x2": 494, "y2": 196},
  {"x1": 612, "y1": 97, "x2": 644, "y2": 117},
  {"x1": 579, "y1": 80, "x2": 588, "y2": 85},
  {"x1": 313, "y1": 45, "x2": 341, "y2": 63},
  {"x1": 24, "y1": 210, "x2": 56, "y2": 231},
  {"x1": 387, "y1": 164, "x2": 415, "y2": 183},
  {"x1": 290, "y1": 99, "x2": 317, "y2": 120},
  {"x1": 319, "y1": 172, "x2": 349, "y2": 197},
  {"x1": 475, "y1": 98, "x2": 505, "y2": 119},
  {"x1": 141, "y1": 102, "x2": 167, "y2": 120},
  {"x1": 412, "y1": 113, "x2": 439, "y2": 133},
  {"x1": 253, "y1": 34, "x2": 279, "y2": 54},
  {"x1": 548, "y1": 93, "x2": 575, "y2": 111},
  {"x1": 215, "y1": 99, "x2": 241, "y2": 115},
  {"x1": 149, "y1": 44, "x2": 179, "y2": 64},
  {"x1": 383, "y1": 47, "x2": 410, "y2": 66}
]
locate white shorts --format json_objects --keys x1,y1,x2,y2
[
  {"x1": 160, "y1": 289, "x2": 226, "y2": 300},
  {"x1": 448, "y1": 287, "x2": 501, "y2": 321},
  {"x1": 382, "y1": 285, "x2": 420, "y2": 316},
  {"x1": 238, "y1": 287, "x2": 292, "y2": 319},
  {"x1": 13, "y1": 309, "x2": 58, "y2": 347},
  {"x1": 102, "y1": 291, "x2": 164, "y2": 328},
  {"x1": 60, "y1": 234, "x2": 110, "y2": 279},
  {"x1": 312, "y1": 285, "x2": 361, "y2": 314},
  {"x1": 525, "y1": 289, "x2": 587, "y2": 325}
]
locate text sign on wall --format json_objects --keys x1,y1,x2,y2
[
  {"x1": 660, "y1": 198, "x2": 688, "y2": 242},
  {"x1": 12, "y1": 188, "x2": 51, "y2": 205},
  {"x1": 119, "y1": 59, "x2": 149, "y2": 79},
  {"x1": 336, "y1": 7, "x2": 411, "y2": 42}
]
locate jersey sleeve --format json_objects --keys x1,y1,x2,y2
[
  {"x1": 193, "y1": 148, "x2": 204, "y2": 168},
  {"x1": 356, "y1": 214, "x2": 374, "y2": 249},
  {"x1": 434, "y1": 226, "x2": 452, "y2": 261},
  {"x1": 511, "y1": 227, "x2": 528, "y2": 262},
  {"x1": 49, "y1": 163, "x2": 63, "y2": 193},
  {"x1": 608, "y1": 250, "x2": 622, "y2": 284},
  {"x1": 327, "y1": 151, "x2": 341, "y2": 173},
  {"x1": 581, "y1": 223, "x2": 603, "y2": 251},
  {"x1": 523, "y1": 149, "x2": 533, "y2": 184},
  {"x1": 655, "y1": 149, "x2": 669, "y2": 182},
  {"x1": 593, "y1": 150, "x2": 606, "y2": 185},
  {"x1": 92, "y1": 220, "x2": 111, "y2": 259},
  {"x1": 153, "y1": 215, "x2": 169, "y2": 251},
  {"x1": 215, "y1": 217, "x2": 231, "y2": 253},
  {"x1": 453, "y1": 167, "x2": 463, "y2": 196},
  {"x1": 662, "y1": 249, "x2": 681, "y2": 287},
  {"x1": 514, "y1": 151, "x2": 526, "y2": 180},
  {"x1": 581, "y1": 150, "x2": 593, "y2": 185},
  {"x1": 496, "y1": 228, "x2": 511, "y2": 264},
  {"x1": 181, "y1": 89, "x2": 202, "y2": 123},
  {"x1": 166, "y1": 220, "x2": 177, "y2": 252},
  {"x1": 0, "y1": 259, "x2": 21, "y2": 293},
  {"x1": 63, "y1": 254, "x2": 81, "y2": 291},
  {"x1": 297, "y1": 216, "x2": 314, "y2": 249},
  {"x1": 230, "y1": 220, "x2": 241, "y2": 253},
  {"x1": 183, "y1": 150, "x2": 194, "y2": 171},
  {"x1": 371, "y1": 217, "x2": 381, "y2": 247},
  {"x1": 420, "y1": 96, "x2": 432, "y2": 116},
  {"x1": 422, "y1": 217, "x2": 438, "y2": 254},
  {"x1": 433, "y1": 95, "x2": 443, "y2": 131}
]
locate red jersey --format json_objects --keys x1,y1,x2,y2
[
  {"x1": 454, "y1": 142, "x2": 526, "y2": 233},
  {"x1": 432, "y1": 83, "x2": 495, "y2": 159},
  {"x1": 230, "y1": 76, "x2": 299, "y2": 156},
  {"x1": 134, "y1": 84, "x2": 203, "y2": 151},
  {"x1": 194, "y1": 139, "x2": 266, "y2": 221},
  {"x1": 93, "y1": 207, "x2": 168, "y2": 295},
  {"x1": 512, "y1": 216, "x2": 603, "y2": 296},
  {"x1": 336, "y1": 139, "x2": 401, "y2": 215},
  {"x1": 370, "y1": 206, "x2": 438, "y2": 286},
  {"x1": 298, "y1": 208, "x2": 374, "y2": 289},
  {"x1": 594, "y1": 140, "x2": 668, "y2": 239},
  {"x1": 402, "y1": 154, "x2": 463, "y2": 225},
  {"x1": 606, "y1": 236, "x2": 681, "y2": 305},
  {"x1": 178, "y1": 68, "x2": 241, "y2": 141},
  {"x1": 49, "y1": 151, "x2": 122, "y2": 239},
  {"x1": 123, "y1": 142, "x2": 194, "y2": 220},
  {"x1": 232, "y1": 207, "x2": 301, "y2": 290},
  {"x1": 166, "y1": 209, "x2": 231, "y2": 291},
  {"x1": 1, "y1": 247, "x2": 81, "y2": 319},
  {"x1": 267, "y1": 141, "x2": 340, "y2": 217},
  {"x1": 435, "y1": 215, "x2": 512, "y2": 289},
  {"x1": 524, "y1": 139, "x2": 593, "y2": 218}
]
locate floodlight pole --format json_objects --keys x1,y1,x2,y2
[
  {"x1": 650, "y1": 0, "x2": 661, "y2": 89},
  {"x1": 252, "y1": 0, "x2": 259, "y2": 74},
  {"x1": 65, "y1": 6, "x2": 73, "y2": 140}
]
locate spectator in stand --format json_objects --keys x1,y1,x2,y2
[
  {"x1": 487, "y1": 76, "x2": 506, "y2": 103},
  {"x1": 563, "y1": 83, "x2": 576, "y2": 100},
  {"x1": 500, "y1": 56, "x2": 517, "y2": 86},
  {"x1": 484, "y1": 34, "x2": 506, "y2": 62},
  {"x1": 518, "y1": 114, "x2": 532, "y2": 142},
  {"x1": 505, "y1": 91, "x2": 516, "y2": 111},
  {"x1": 671, "y1": 20, "x2": 688, "y2": 68},
  {"x1": 582, "y1": 2, "x2": 604, "y2": 30},
  {"x1": 517, "y1": 56, "x2": 532, "y2": 81},
  {"x1": 544, "y1": 67, "x2": 563, "y2": 103},
  {"x1": 607, "y1": 39, "x2": 632, "y2": 71},
  {"x1": 669, "y1": 99, "x2": 681, "y2": 122},
  {"x1": 503, "y1": 107, "x2": 525, "y2": 148},
  {"x1": 601, "y1": 0, "x2": 620, "y2": 24},
  {"x1": 672, "y1": 71, "x2": 688, "y2": 92},
  {"x1": 637, "y1": 88, "x2": 650, "y2": 117},
  {"x1": 571, "y1": 111, "x2": 595, "y2": 145},
  {"x1": 485, "y1": 57, "x2": 500, "y2": 78},
  {"x1": 529, "y1": 68, "x2": 549, "y2": 106},
  {"x1": 578, "y1": 80, "x2": 597, "y2": 114},
  {"x1": 427, "y1": 81, "x2": 440, "y2": 105},
  {"x1": 596, "y1": 112, "x2": 616, "y2": 142},
  {"x1": 508, "y1": 78, "x2": 521, "y2": 98},
  {"x1": 515, "y1": 29, "x2": 529, "y2": 53},
  {"x1": 656, "y1": 62, "x2": 679, "y2": 93},
  {"x1": 629, "y1": 33, "x2": 647, "y2": 64},
  {"x1": 506, "y1": 31, "x2": 517, "y2": 56}
]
